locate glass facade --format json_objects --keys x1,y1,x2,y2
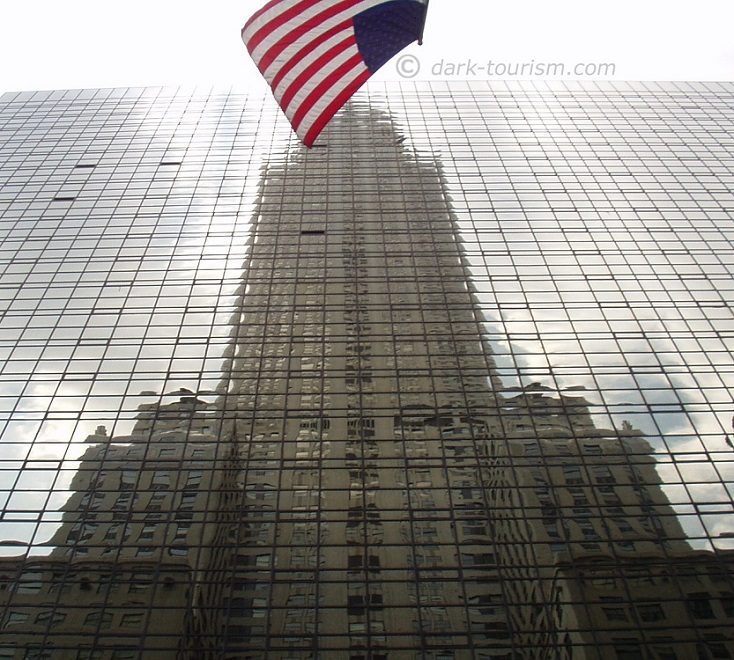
[{"x1": 0, "y1": 81, "x2": 732, "y2": 658}]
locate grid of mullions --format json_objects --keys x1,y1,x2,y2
[{"x1": 0, "y1": 82, "x2": 732, "y2": 658}]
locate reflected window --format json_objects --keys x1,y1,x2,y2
[
  {"x1": 687, "y1": 593, "x2": 715, "y2": 619},
  {"x1": 637, "y1": 603, "x2": 665, "y2": 622}
]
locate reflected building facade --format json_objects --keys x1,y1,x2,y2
[
  {"x1": 0, "y1": 393, "x2": 223, "y2": 657},
  {"x1": 0, "y1": 83, "x2": 733, "y2": 658}
]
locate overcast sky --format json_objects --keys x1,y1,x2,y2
[{"x1": 0, "y1": 0, "x2": 732, "y2": 95}]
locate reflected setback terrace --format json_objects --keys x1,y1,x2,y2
[{"x1": 0, "y1": 82, "x2": 732, "y2": 659}]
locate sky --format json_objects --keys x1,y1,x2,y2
[{"x1": 0, "y1": 0, "x2": 732, "y2": 95}]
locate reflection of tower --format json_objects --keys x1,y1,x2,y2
[
  {"x1": 0, "y1": 391, "x2": 224, "y2": 657},
  {"x1": 185, "y1": 105, "x2": 734, "y2": 658},
  {"x1": 189, "y1": 106, "x2": 549, "y2": 657}
]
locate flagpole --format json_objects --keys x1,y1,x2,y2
[{"x1": 418, "y1": 0, "x2": 430, "y2": 45}]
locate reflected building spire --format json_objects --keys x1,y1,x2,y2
[
  {"x1": 186, "y1": 105, "x2": 734, "y2": 658},
  {"x1": 191, "y1": 103, "x2": 542, "y2": 657}
]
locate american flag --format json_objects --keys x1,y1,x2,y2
[{"x1": 242, "y1": 0, "x2": 429, "y2": 147}]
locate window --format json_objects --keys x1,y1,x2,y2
[
  {"x1": 17, "y1": 573, "x2": 43, "y2": 594},
  {"x1": 75, "y1": 651, "x2": 104, "y2": 660},
  {"x1": 602, "y1": 607, "x2": 628, "y2": 622},
  {"x1": 84, "y1": 611, "x2": 113, "y2": 629},
  {"x1": 721, "y1": 593, "x2": 734, "y2": 618},
  {"x1": 111, "y1": 651, "x2": 138, "y2": 660},
  {"x1": 120, "y1": 613, "x2": 144, "y2": 628},
  {"x1": 120, "y1": 470, "x2": 136, "y2": 489},
  {"x1": 687, "y1": 593, "x2": 714, "y2": 619},
  {"x1": 36, "y1": 610, "x2": 66, "y2": 627},
  {"x1": 614, "y1": 641, "x2": 642, "y2": 660},
  {"x1": 129, "y1": 573, "x2": 153, "y2": 593},
  {"x1": 151, "y1": 471, "x2": 171, "y2": 490},
  {"x1": 652, "y1": 647, "x2": 677, "y2": 660},
  {"x1": 5, "y1": 611, "x2": 30, "y2": 625},
  {"x1": 638, "y1": 603, "x2": 665, "y2": 622},
  {"x1": 708, "y1": 645, "x2": 732, "y2": 660},
  {"x1": 563, "y1": 466, "x2": 582, "y2": 485}
]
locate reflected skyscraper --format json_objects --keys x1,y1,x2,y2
[{"x1": 0, "y1": 83, "x2": 733, "y2": 658}]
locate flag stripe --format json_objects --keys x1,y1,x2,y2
[
  {"x1": 280, "y1": 35, "x2": 356, "y2": 113},
  {"x1": 302, "y1": 67, "x2": 372, "y2": 146},
  {"x1": 250, "y1": 0, "x2": 362, "y2": 69},
  {"x1": 267, "y1": 18, "x2": 352, "y2": 89},
  {"x1": 283, "y1": 44, "x2": 362, "y2": 123},
  {"x1": 295, "y1": 59, "x2": 366, "y2": 131},
  {"x1": 245, "y1": 0, "x2": 326, "y2": 54},
  {"x1": 272, "y1": 25, "x2": 353, "y2": 98},
  {"x1": 291, "y1": 52, "x2": 364, "y2": 132},
  {"x1": 241, "y1": 0, "x2": 284, "y2": 37}
]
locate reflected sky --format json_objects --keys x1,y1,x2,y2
[
  {"x1": 0, "y1": 88, "x2": 288, "y2": 550},
  {"x1": 366, "y1": 82, "x2": 734, "y2": 552},
  {"x1": 379, "y1": 82, "x2": 734, "y2": 461}
]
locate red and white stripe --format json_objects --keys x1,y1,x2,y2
[{"x1": 242, "y1": 0, "x2": 385, "y2": 147}]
